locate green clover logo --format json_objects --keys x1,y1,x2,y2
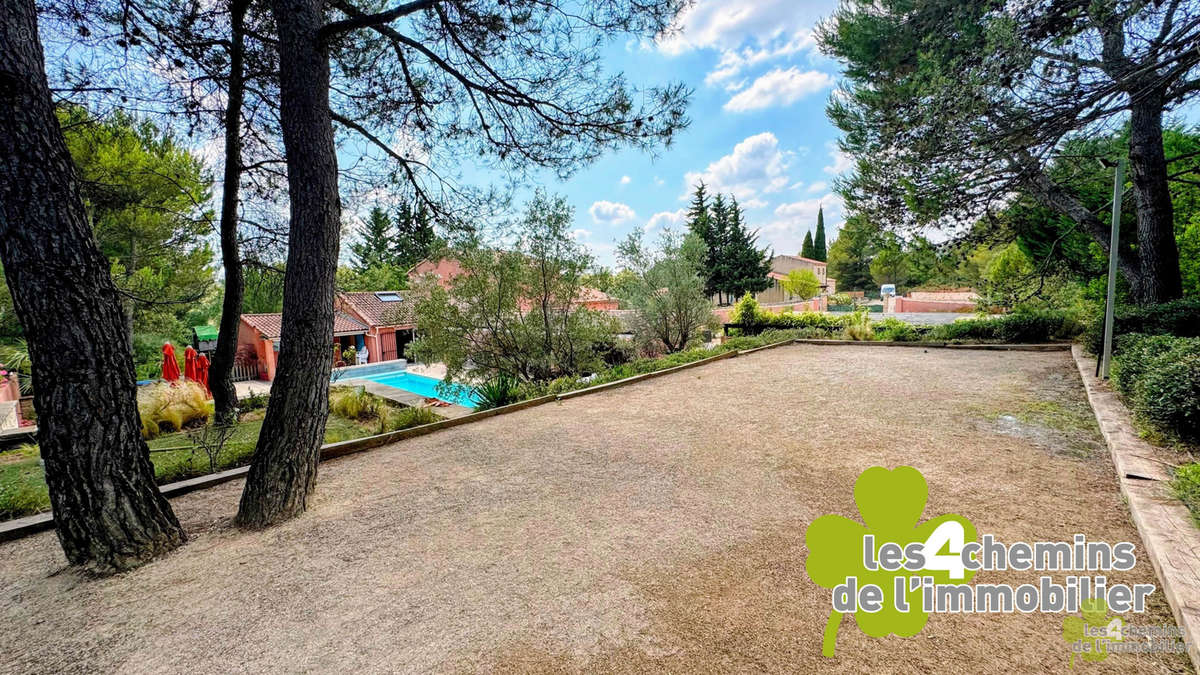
[
  {"x1": 805, "y1": 466, "x2": 977, "y2": 657},
  {"x1": 1062, "y1": 598, "x2": 1123, "y2": 668}
]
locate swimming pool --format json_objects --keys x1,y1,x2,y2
[{"x1": 352, "y1": 370, "x2": 479, "y2": 408}]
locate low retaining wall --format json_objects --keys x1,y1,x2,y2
[
  {"x1": 1071, "y1": 346, "x2": 1200, "y2": 670},
  {"x1": 885, "y1": 296, "x2": 977, "y2": 313}
]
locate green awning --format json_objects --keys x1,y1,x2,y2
[{"x1": 193, "y1": 325, "x2": 219, "y2": 341}]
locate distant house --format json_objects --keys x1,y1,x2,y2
[
  {"x1": 237, "y1": 290, "x2": 419, "y2": 381},
  {"x1": 721, "y1": 254, "x2": 837, "y2": 306},
  {"x1": 408, "y1": 257, "x2": 619, "y2": 311},
  {"x1": 335, "y1": 291, "x2": 419, "y2": 364}
]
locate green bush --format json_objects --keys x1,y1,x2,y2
[
  {"x1": 842, "y1": 308, "x2": 874, "y2": 341},
  {"x1": 873, "y1": 318, "x2": 924, "y2": 342},
  {"x1": 475, "y1": 374, "x2": 523, "y2": 411},
  {"x1": 137, "y1": 381, "x2": 213, "y2": 438},
  {"x1": 1110, "y1": 334, "x2": 1182, "y2": 399},
  {"x1": 928, "y1": 310, "x2": 1078, "y2": 343},
  {"x1": 1084, "y1": 297, "x2": 1200, "y2": 355},
  {"x1": 239, "y1": 392, "x2": 269, "y2": 411},
  {"x1": 378, "y1": 405, "x2": 439, "y2": 433},
  {"x1": 329, "y1": 387, "x2": 379, "y2": 421},
  {"x1": 1111, "y1": 334, "x2": 1200, "y2": 445},
  {"x1": 1171, "y1": 463, "x2": 1200, "y2": 526}
]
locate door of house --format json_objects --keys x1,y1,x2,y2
[{"x1": 379, "y1": 330, "x2": 398, "y2": 361}]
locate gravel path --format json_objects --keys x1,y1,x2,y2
[{"x1": 0, "y1": 345, "x2": 1186, "y2": 673}]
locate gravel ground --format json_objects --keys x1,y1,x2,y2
[{"x1": 0, "y1": 345, "x2": 1187, "y2": 673}]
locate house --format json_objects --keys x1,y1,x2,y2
[
  {"x1": 335, "y1": 291, "x2": 419, "y2": 364},
  {"x1": 408, "y1": 257, "x2": 619, "y2": 311},
  {"x1": 237, "y1": 290, "x2": 420, "y2": 381},
  {"x1": 725, "y1": 254, "x2": 837, "y2": 306}
]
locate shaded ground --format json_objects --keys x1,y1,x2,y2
[{"x1": 0, "y1": 345, "x2": 1187, "y2": 673}]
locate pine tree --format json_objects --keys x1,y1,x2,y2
[
  {"x1": 393, "y1": 200, "x2": 437, "y2": 269},
  {"x1": 708, "y1": 193, "x2": 731, "y2": 301},
  {"x1": 686, "y1": 183, "x2": 717, "y2": 297},
  {"x1": 350, "y1": 206, "x2": 396, "y2": 271},
  {"x1": 723, "y1": 198, "x2": 771, "y2": 298},
  {"x1": 814, "y1": 206, "x2": 827, "y2": 261},
  {"x1": 801, "y1": 230, "x2": 815, "y2": 259}
]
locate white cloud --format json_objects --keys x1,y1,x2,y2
[
  {"x1": 823, "y1": 143, "x2": 854, "y2": 175},
  {"x1": 807, "y1": 181, "x2": 828, "y2": 193},
  {"x1": 723, "y1": 67, "x2": 834, "y2": 112},
  {"x1": 760, "y1": 194, "x2": 844, "y2": 256},
  {"x1": 572, "y1": 228, "x2": 592, "y2": 241},
  {"x1": 682, "y1": 132, "x2": 792, "y2": 207},
  {"x1": 620, "y1": 175, "x2": 632, "y2": 185},
  {"x1": 657, "y1": 1, "x2": 829, "y2": 56},
  {"x1": 645, "y1": 209, "x2": 688, "y2": 232},
  {"x1": 589, "y1": 200, "x2": 636, "y2": 225},
  {"x1": 705, "y1": 31, "x2": 819, "y2": 87}
]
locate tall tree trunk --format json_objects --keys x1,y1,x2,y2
[
  {"x1": 210, "y1": 0, "x2": 249, "y2": 425},
  {"x1": 0, "y1": 0, "x2": 185, "y2": 572},
  {"x1": 235, "y1": 0, "x2": 340, "y2": 528},
  {"x1": 1126, "y1": 95, "x2": 1183, "y2": 305}
]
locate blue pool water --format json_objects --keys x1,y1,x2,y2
[{"x1": 356, "y1": 370, "x2": 479, "y2": 408}]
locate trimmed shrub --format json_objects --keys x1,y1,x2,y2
[
  {"x1": 1084, "y1": 297, "x2": 1200, "y2": 355},
  {"x1": 873, "y1": 318, "x2": 924, "y2": 342},
  {"x1": 929, "y1": 310, "x2": 1078, "y2": 343},
  {"x1": 1110, "y1": 334, "x2": 1182, "y2": 399},
  {"x1": 1171, "y1": 463, "x2": 1200, "y2": 525},
  {"x1": 378, "y1": 405, "x2": 439, "y2": 433},
  {"x1": 1111, "y1": 335, "x2": 1200, "y2": 445},
  {"x1": 842, "y1": 309, "x2": 874, "y2": 341}
]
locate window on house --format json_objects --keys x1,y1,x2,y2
[{"x1": 375, "y1": 292, "x2": 402, "y2": 302}]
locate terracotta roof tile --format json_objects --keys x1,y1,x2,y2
[
  {"x1": 241, "y1": 312, "x2": 367, "y2": 339},
  {"x1": 337, "y1": 291, "x2": 418, "y2": 327}
]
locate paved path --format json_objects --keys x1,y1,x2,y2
[{"x1": 0, "y1": 345, "x2": 1185, "y2": 673}]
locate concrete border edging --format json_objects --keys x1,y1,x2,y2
[{"x1": 1071, "y1": 345, "x2": 1200, "y2": 670}]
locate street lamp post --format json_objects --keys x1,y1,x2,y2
[{"x1": 1099, "y1": 158, "x2": 1125, "y2": 379}]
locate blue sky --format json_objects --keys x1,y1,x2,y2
[{"x1": 485, "y1": 0, "x2": 846, "y2": 268}]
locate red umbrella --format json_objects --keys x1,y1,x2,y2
[
  {"x1": 161, "y1": 343, "x2": 181, "y2": 382},
  {"x1": 196, "y1": 353, "x2": 211, "y2": 398},
  {"x1": 184, "y1": 345, "x2": 198, "y2": 381}
]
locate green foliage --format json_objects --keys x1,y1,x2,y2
[
  {"x1": 351, "y1": 206, "x2": 398, "y2": 271},
  {"x1": 841, "y1": 308, "x2": 874, "y2": 341},
  {"x1": 801, "y1": 230, "x2": 815, "y2": 259},
  {"x1": 242, "y1": 264, "x2": 286, "y2": 314},
  {"x1": 929, "y1": 310, "x2": 1080, "y2": 343},
  {"x1": 869, "y1": 244, "x2": 909, "y2": 288},
  {"x1": 474, "y1": 374, "x2": 523, "y2": 411},
  {"x1": 1112, "y1": 335, "x2": 1200, "y2": 445},
  {"x1": 329, "y1": 387, "x2": 379, "y2": 421},
  {"x1": 137, "y1": 381, "x2": 213, "y2": 438},
  {"x1": 1084, "y1": 298, "x2": 1200, "y2": 355},
  {"x1": 813, "y1": 207, "x2": 827, "y2": 261},
  {"x1": 730, "y1": 293, "x2": 764, "y2": 327},
  {"x1": 617, "y1": 228, "x2": 716, "y2": 353},
  {"x1": 377, "y1": 405, "x2": 439, "y2": 433},
  {"x1": 1170, "y1": 463, "x2": 1200, "y2": 526},
  {"x1": 781, "y1": 268, "x2": 820, "y2": 300},
  {"x1": 413, "y1": 192, "x2": 617, "y2": 382},
  {"x1": 686, "y1": 184, "x2": 771, "y2": 301},
  {"x1": 336, "y1": 262, "x2": 409, "y2": 292},
  {"x1": 873, "y1": 318, "x2": 927, "y2": 342},
  {"x1": 59, "y1": 105, "x2": 215, "y2": 338},
  {"x1": 827, "y1": 216, "x2": 879, "y2": 292},
  {"x1": 239, "y1": 392, "x2": 269, "y2": 412}
]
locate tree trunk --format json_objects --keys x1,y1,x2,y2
[
  {"x1": 1126, "y1": 95, "x2": 1183, "y2": 305},
  {"x1": 1015, "y1": 152, "x2": 1144, "y2": 293},
  {"x1": 235, "y1": 0, "x2": 340, "y2": 528},
  {"x1": 0, "y1": 0, "x2": 185, "y2": 572},
  {"x1": 210, "y1": 0, "x2": 249, "y2": 425}
]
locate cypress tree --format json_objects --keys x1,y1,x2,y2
[
  {"x1": 801, "y1": 230, "x2": 815, "y2": 259},
  {"x1": 350, "y1": 205, "x2": 396, "y2": 271},
  {"x1": 814, "y1": 206, "x2": 827, "y2": 261},
  {"x1": 708, "y1": 193, "x2": 730, "y2": 301},
  {"x1": 393, "y1": 200, "x2": 437, "y2": 268},
  {"x1": 723, "y1": 198, "x2": 771, "y2": 298}
]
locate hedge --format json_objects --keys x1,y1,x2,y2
[
  {"x1": 1083, "y1": 297, "x2": 1200, "y2": 355},
  {"x1": 1110, "y1": 334, "x2": 1200, "y2": 445}
]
